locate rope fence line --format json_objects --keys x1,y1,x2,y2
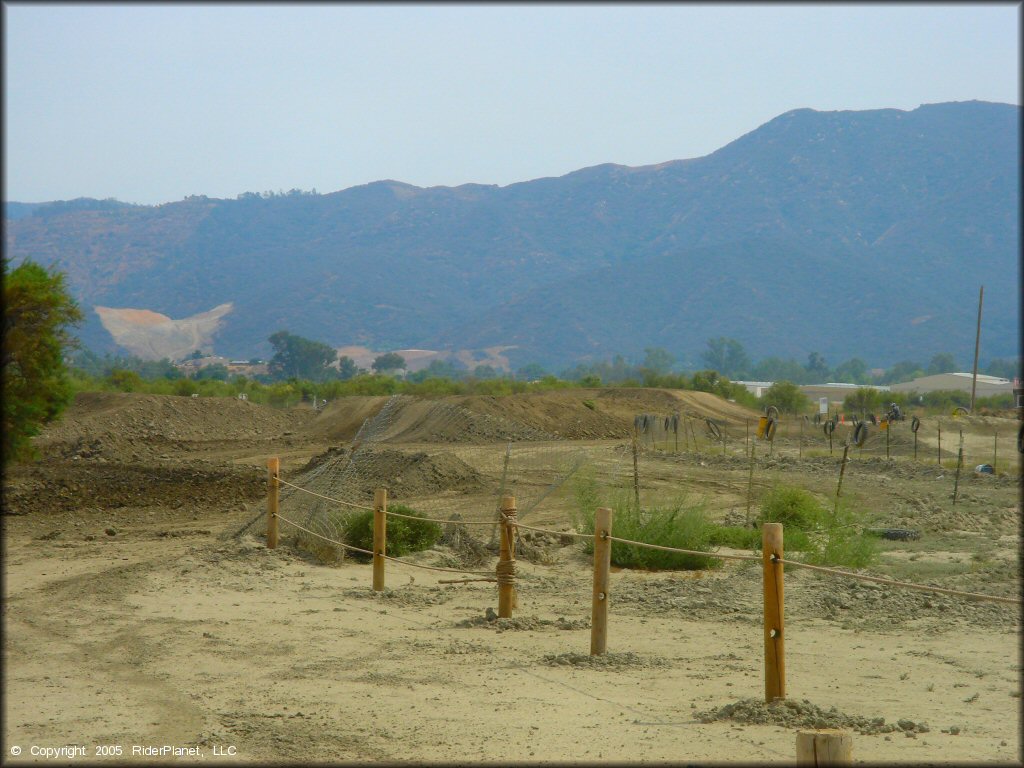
[
  {"x1": 277, "y1": 477, "x2": 375, "y2": 511},
  {"x1": 604, "y1": 534, "x2": 763, "y2": 563},
  {"x1": 383, "y1": 507, "x2": 496, "y2": 527},
  {"x1": 273, "y1": 474, "x2": 1018, "y2": 602},
  {"x1": 773, "y1": 556, "x2": 1019, "y2": 605},
  {"x1": 273, "y1": 511, "x2": 494, "y2": 577}
]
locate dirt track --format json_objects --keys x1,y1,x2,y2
[{"x1": 3, "y1": 390, "x2": 1021, "y2": 764}]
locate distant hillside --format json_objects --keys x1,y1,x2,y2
[{"x1": 4, "y1": 100, "x2": 1019, "y2": 369}]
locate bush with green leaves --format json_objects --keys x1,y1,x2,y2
[
  {"x1": 573, "y1": 487, "x2": 722, "y2": 571},
  {"x1": 802, "y1": 501, "x2": 878, "y2": 569},
  {"x1": 708, "y1": 525, "x2": 814, "y2": 553},
  {"x1": 756, "y1": 484, "x2": 877, "y2": 568},
  {"x1": 341, "y1": 505, "x2": 442, "y2": 560},
  {"x1": 757, "y1": 485, "x2": 823, "y2": 530}
]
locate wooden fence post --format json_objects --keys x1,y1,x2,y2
[
  {"x1": 745, "y1": 440, "x2": 757, "y2": 526},
  {"x1": 373, "y1": 488, "x2": 387, "y2": 591},
  {"x1": 796, "y1": 729, "x2": 852, "y2": 765},
  {"x1": 632, "y1": 431, "x2": 641, "y2": 511},
  {"x1": 266, "y1": 457, "x2": 280, "y2": 549},
  {"x1": 591, "y1": 506, "x2": 613, "y2": 655},
  {"x1": 762, "y1": 522, "x2": 785, "y2": 702},
  {"x1": 497, "y1": 495, "x2": 517, "y2": 618},
  {"x1": 937, "y1": 420, "x2": 942, "y2": 465},
  {"x1": 952, "y1": 430, "x2": 964, "y2": 505}
]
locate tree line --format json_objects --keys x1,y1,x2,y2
[{"x1": 4, "y1": 259, "x2": 1018, "y2": 463}]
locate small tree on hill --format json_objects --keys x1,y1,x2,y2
[
  {"x1": 371, "y1": 352, "x2": 406, "y2": 375},
  {"x1": 3, "y1": 259, "x2": 83, "y2": 461},
  {"x1": 267, "y1": 331, "x2": 337, "y2": 381},
  {"x1": 760, "y1": 381, "x2": 808, "y2": 415}
]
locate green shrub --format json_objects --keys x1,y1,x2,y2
[
  {"x1": 757, "y1": 485, "x2": 824, "y2": 530},
  {"x1": 802, "y1": 501, "x2": 879, "y2": 569},
  {"x1": 708, "y1": 525, "x2": 814, "y2": 552},
  {"x1": 341, "y1": 505, "x2": 442, "y2": 560},
  {"x1": 575, "y1": 490, "x2": 722, "y2": 571}
]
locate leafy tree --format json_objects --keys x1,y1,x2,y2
[
  {"x1": 701, "y1": 337, "x2": 750, "y2": 379},
  {"x1": 642, "y1": 347, "x2": 675, "y2": 375},
  {"x1": 472, "y1": 364, "x2": 498, "y2": 380},
  {"x1": 516, "y1": 362, "x2": 548, "y2": 381},
  {"x1": 842, "y1": 387, "x2": 884, "y2": 416},
  {"x1": 337, "y1": 355, "x2": 358, "y2": 380},
  {"x1": 804, "y1": 352, "x2": 830, "y2": 382},
  {"x1": 371, "y1": 352, "x2": 407, "y2": 374},
  {"x1": 983, "y1": 357, "x2": 1021, "y2": 379},
  {"x1": 751, "y1": 356, "x2": 807, "y2": 384},
  {"x1": 760, "y1": 381, "x2": 808, "y2": 414},
  {"x1": 878, "y1": 360, "x2": 924, "y2": 385},
  {"x1": 926, "y1": 353, "x2": 958, "y2": 375},
  {"x1": 3, "y1": 259, "x2": 83, "y2": 461},
  {"x1": 406, "y1": 358, "x2": 465, "y2": 383},
  {"x1": 267, "y1": 331, "x2": 337, "y2": 381},
  {"x1": 108, "y1": 368, "x2": 143, "y2": 391},
  {"x1": 194, "y1": 363, "x2": 229, "y2": 381},
  {"x1": 832, "y1": 357, "x2": 870, "y2": 384}
]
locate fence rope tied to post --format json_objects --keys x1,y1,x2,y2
[{"x1": 272, "y1": 511, "x2": 494, "y2": 577}]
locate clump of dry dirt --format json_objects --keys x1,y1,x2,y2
[
  {"x1": 541, "y1": 651, "x2": 669, "y2": 669},
  {"x1": 457, "y1": 615, "x2": 590, "y2": 631},
  {"x1": 697, "y1": 697, "x2": 930, "y2": 736}
]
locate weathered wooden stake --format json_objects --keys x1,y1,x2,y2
[
  {"x1": 372, "y1": 488, "x2": 387, "y2": 591},
  {"x1": 745, "y1": 440, "x2": 757, "y2": 526},
  {"x1": 266, "y1": 457, "x2": 280, "y2": 549},
  {"x1": 952, "y1": 430, "x2": 964, "y2": 505},
  {"x1": 590, "y1": 506, "x2": 613, "y2": 656},
  {"x1": 937, "y1": 420, "x2": 942, "y2": 466},
  {"x1": 762, "y1": 522, "x2": 785, "y2": 702},
  {"x1": 497, "y1": 495, "x2": 517, "y2": 618},
  {"x1": 722, "y1": 424, "x2": 727, "y2": 456},
  {"x1": 631, "y1": 430, "x2": 641, "y2": 511},
  {"x1": 799, "y1": 417, "x2": 804, "y2": 459},
  {"x1": 745, "y1": 419, "x2": 750, "y2": 458},
  {"x1": 993, "y1": 431, "x2": 998, "y2": 473},
  {"x1": 796, "y1": 729, "x2": 852, "y2": 765},
  {"x1": 834, "y1": 444, "x2": 850, "y2": 512},
  {"x1": 885, "y1": 419, "x2": 890, "y2": 459},
  {"x1": 913, "y1": 428, "x2": 918, "y2": 461}
]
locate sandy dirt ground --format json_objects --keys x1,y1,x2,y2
[{"x1": 3, "y1": 391, "x2": 1021, "y2": 765}]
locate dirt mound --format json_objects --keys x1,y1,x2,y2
[
  {"x1": 3, "y1": 458, "x2": 264, "y2": 516},
  {"x1": 35, "y1": 391, "x2": 316, "y2": 461},
  {"x1": 291, "y1": 446, "x2": 486, "y2": 501},
  {"x1": 697, "y1": 698, "x2": 929, "y2": 736}
]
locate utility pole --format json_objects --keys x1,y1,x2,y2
[{"x1": 970, "y1": 285, "x2": 984, "y2": 412}]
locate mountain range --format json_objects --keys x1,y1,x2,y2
[{"x1": 4, "y1": 100, "x2": 1019, "y2": 371}]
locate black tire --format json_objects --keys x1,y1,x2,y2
[
  {"x1": 823, "y1": 419, "x2": 836, "y2": 436},
  {"x1": 868, "y1": 413, "x2": 877, "y2": 425},
  {"x1": 765, "y1": 418, "x2": 777, "y2": 441},
  {"x1": 1018, "y1": 422, "x2": 1024, "y2": 454},
  {"x1": 853, "y1": 421, "x2": 868, "y2": 447},
  {"x1": 911, "y1": 416, "x2": 921, "y2": 433},
  {"x1": 706, "y1": 419, "x2": 722, "y2": 440},
  {"x1": 953, "y1": 406, "x2": 970, "y2": 417},
  {"x1": 765, "y1": 405, "x2": 780, "y2": 421}
]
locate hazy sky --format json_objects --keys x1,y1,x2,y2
[{"x1": 4, "y1": 3, "x2": 1020, "y2": 205}]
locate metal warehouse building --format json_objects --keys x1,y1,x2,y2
[{"x1": 888, "y1": 372, "x2": 1015, "y2": 397}]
